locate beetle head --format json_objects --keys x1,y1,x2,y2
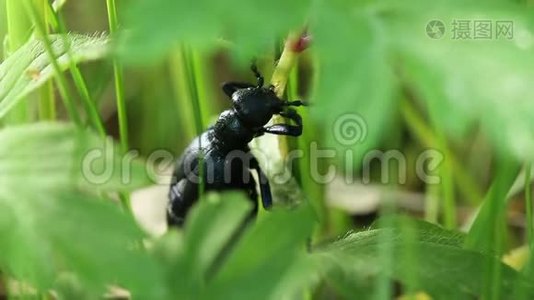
[{"x1": 232, "y1": 87, "x2": 286, "y2": 128}]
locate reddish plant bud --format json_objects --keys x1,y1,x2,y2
[{"x1": 290, "y1": 32, "x2": 312, "y2": 53}]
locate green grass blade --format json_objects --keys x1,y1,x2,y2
[
  {"x1": 189, "y1": 49, "x2": 215, "y2": 129},
  {"x1": 22, "y1": 0, "x2": 81, "y2": 126},
  {"x1": 182, "y1": 46, "x2": 206, "y2": 135},
  {"x1": 5, "y1": 0, "x2": 32, "y2": 124},
  {"x1": 400, "y1": 99, "x2": 483, "y2": 205},
  {"x1": 105, "y1": 0, "x2": 130, "y2": 212},
  {"x1": 169, "y1": 50, "x2": 196, "y2": 141},
  {"x1": 36, "y1": 0, "x2": 55, "y2": 122},
  {"x1": 46, "y1": 2, "x2": 105, "y2": 136},
  {"x1": 465, "y1": 159, "x2": 520, "y2": 252},
  {"x1": 106, "y1": 0, "x2": 128, "y2": 149},
  {"x1": 464, "y1": 157, "x2": 519, "y2": 299}
]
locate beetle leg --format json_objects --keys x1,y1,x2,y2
[
  {"x1": 251, "y1": 64, "x2": 264, "y2": 88},
  {"x1": 250, "y1": 156, "x2": 273, "y2": 209},
  {"x1": 281, "y1": 108, "x2": 302, "y2": 126},
  {"x1": 262, "y1": 108, "x2": 303, "y2": 137},
  {"x1": 222, "y1": 82, "x2": 255, "y2": 97},
  {"x1": 263, "y1": 124, "x2": 302, "y2": 136}
]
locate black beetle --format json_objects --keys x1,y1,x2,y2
[{"x1": 167, "y1": 65, "x2": 305, "y2": 227}]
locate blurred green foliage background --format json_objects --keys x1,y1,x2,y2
[{"x1": 1, "y1": 0, "x2": 534, "y2": 299}]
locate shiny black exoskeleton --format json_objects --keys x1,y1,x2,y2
[{"x1": 167, "y1": 65, "x2": 305, "y2": 227}]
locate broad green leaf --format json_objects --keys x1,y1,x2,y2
[
  {"x1": 0, "y1": 34, "x2": 108, "y2": 119},
  {"x1": 182, "y1": 193, "x2": 252, "y2": 276},
  {"x1": 120, "y1": 0, "x2": 311, "y2": 64},
  {"x1": 0, "y1": 123, "x2": 165, "y2": 298},
  {"x1": 0, "y1": 190, "x2": 167, "y2": 299},
  {"x1": 165, "y1": 192, "x2": 253, "y2": 298},
  {"x1": 158, "y1": 193, "x2": 319, "y2": 300},
  {"x1": 314, "y1": 217, "x2": 534, "y2": 300},
  {"x1": 203, "y1": 205, "x2": 317, "y2": 300},
  {"x1": 370, "y1": 215, "x2": 465, "y2": 248}
]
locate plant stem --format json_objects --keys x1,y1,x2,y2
[
  {"x1": 466, "y1": 161, "x2": 517, "y2": 300},
  {"x1": 516, "y1": 168, "x2": 534, "y2": 300},
  {"x1": 38, "y1": 79, "x2": 56, "y2": 121},
  {"x1": 525, "y1": 165, "x2": 534, "y2": 255},
  {"x1": 289, "y1": 61, "x2": 326, "y2": 225},
  {"x1": 23, "y1": 0, "x2": 81, "y2": 126},
  {"x1": 106, "y1": 0, "x2": 128, "y2": 150},
  {"x1": 36, "y1": 0, "x2": 55, "y2": 121},
  {"x1": 270, "y1": 35, "x2": 301, "y2": 156},
  {"x1": 271, "y1": 46, "x2": 297, "y2": 96},
  {"x1": 5, "y1": 0, "x2": 32, "y2": 124},
  {"x1": 435, "y1": 128, "x2": 456, "y2": 229},
  {"x1": 424, "y1": 173, "x2": 440, "y2": 224},
  {"x1": 105, "y1": 0, "x2": 130, "y2": 212},
  {"x1": 5, "y1": 0, "x2": 31, "y2": 49}
]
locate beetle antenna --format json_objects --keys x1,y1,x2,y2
[{"x1": 251, "y1": 63, "x2": 264, "y2": 88}]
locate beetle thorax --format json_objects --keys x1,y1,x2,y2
[{"x1": 210, "y1": 109, "x2": 257, "y2": 150}]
